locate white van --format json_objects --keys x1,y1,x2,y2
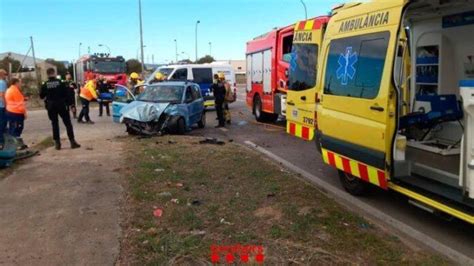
[{"x1": 147, "y1": 63, "x2": 236, "y2": 107}]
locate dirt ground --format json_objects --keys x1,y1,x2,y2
[
  {"x1": 0, "y1": 117, "x2": 125, "y2": 265},
  {"x1": 118, "y1": 136, "x2": 447, "y2": 265}
]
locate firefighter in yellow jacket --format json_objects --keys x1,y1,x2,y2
[{"x1": 78, "y1": 75, "x2": 98, "y2": 124}]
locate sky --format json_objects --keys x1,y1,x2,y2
[{"x1": 0, "y1": 0, "x2": 340, "y2": 64}]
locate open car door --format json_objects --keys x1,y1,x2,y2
[{"x1": 112, "y1": 85, "x2": 135, "y2": 123}]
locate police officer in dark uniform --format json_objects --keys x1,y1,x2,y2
[
  {"x1": 211, "y1": 73, "x2": 226, "y2": 128},
  {"x1": 64, "y1": 73, "x2": 77, "y2": 119},
  {"x1": 40, "y1": 68, "x2": 81, "y2": 150}
]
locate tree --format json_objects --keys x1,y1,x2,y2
[
  {"x1": 45, "y1": 59, "x2": 68, "y2": 78},
  {"x1": 126, "y1": 59, "x2": 142, "y2": 74},
  {"x1": 196, "y1": 55, "x2": 215, "y2": 64},
  {"x1": 0, "y1": 56, "x2": 21, "y2": 74}
]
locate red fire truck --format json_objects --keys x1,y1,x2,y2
[
  {"x1": 75, "y1": 54, "x2": 127, "y2": 86},
  {"x1": 246, "y1": 24, "x2": 294, "y2": 122}
]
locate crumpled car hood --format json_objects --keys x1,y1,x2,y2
[{"x1": 120, "y1": 101, "x2": 170, "y2": 123}]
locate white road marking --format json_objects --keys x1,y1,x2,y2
[{"x1": 243, "y1": 140, "x2": 473, "y2": 266}]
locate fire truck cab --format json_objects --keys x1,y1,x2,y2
[
  {"x1": 75, "y1": 54, "x2": 127, "y2": 86},
  {"x1": 315, "y1": 0, "x2": 474, "y2": 224},
  {"x1": 246, "y1": 24, "x2": 294, "y2": 122}
]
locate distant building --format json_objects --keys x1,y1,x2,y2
[
  {"x1": 0, "y1": 51, "x2": 57, "y2": 82},
  {"x1": 215, "y1": 60, "x2": 246, "y2": 84}
]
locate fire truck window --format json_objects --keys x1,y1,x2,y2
[
  {"x1": 289, "y1": 44, "x2": 318, "y2": 91},
  {"x1": 172, "y1": 68, "x2": 188, "y2": 81},
  {"x1": 282, "y1": 35, "x2": 293, "y2": 63},
  {"x1": 192, "y1": 68, "x2": 213, "y2": 84},
  {"x1": 324, "y1": 31, "x2": 390, "y2": 99}
]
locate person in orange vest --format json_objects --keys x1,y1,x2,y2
[
  {"x1": 78, "y1": 74, "x2": 98, "y2": 124},
  {"x1": 5, "y1": 78, "x2": 28, "y2": 149},
  {"x1": 0, "y1": 69, "x2": 7, "y2": 150}
]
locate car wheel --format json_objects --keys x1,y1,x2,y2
[
  {"x1": 338, "y1": 170, "x2": 370, "y2": 196},
  {"x1": 126, "y1": 124, "x2": 139, "y2": 135},
  {"x1": 253, "y1": 95, "x2": 266, "y2": 122},
  {"x1": 176, "y1": 117, "x2": 186, "y2": 135},
  {"x1": 198, "y1": 111, "x2": 206, "y2": 128}
]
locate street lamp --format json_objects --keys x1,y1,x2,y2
[
  {"x1": 78, "y1": 42, "x2": 82, "y2": 58},
  {"x1": 98, "y1": 44, "x2": 111, "y2": 54},
  {"x1": 181, "y1": 51, "x2": 190, "y2": 60},
  {"x1": 300, "y1": 0, "x2": 308, "y2": 20},
  {"x1": 195, "y1": 20, "x2": 200, "y2": 61},
  {"x1": 136, "y1": 45, "x2": 146, "y2": 59},
  {"x1": 174, "y1": 39, "x2": 178, "y2": 63},
  {"x1": 209, "y1": 42, "x2": 212, "y2": 57},
  {"x1": 138, "y1": 0, "x2": 145, "y2": 73}
]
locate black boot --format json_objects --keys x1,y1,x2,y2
[
  {"x1": 70, "y1": 140, "x2": 81, "y2": 149},
  {"x1": 55, "y1": 141, "x2": 61, "y2": 150}
]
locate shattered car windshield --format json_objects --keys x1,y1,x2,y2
[{"x1": 137, "y1": 85, "x2": 184, "y2": 103}]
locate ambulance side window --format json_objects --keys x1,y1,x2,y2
[
  {"x1": 324, "y1": 31, "x2": 390, "y2": 99},
  {"x1": 172, "y1": 68, "x2": 188, "y2": 81}
]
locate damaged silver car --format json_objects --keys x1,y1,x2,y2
[{"x1": 112, "y1": 82, "x2": 206, "y2": 135}]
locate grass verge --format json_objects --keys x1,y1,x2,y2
[{"x1": 119, "y1": 135, "x2": 448, "y2": 265}]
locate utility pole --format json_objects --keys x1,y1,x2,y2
[
  {"x1": 195, "y1": 20, "x2": 200, "y2": 62},
  {"x1": 30, "y1": 36, "x2": 41, "y2": 86},
  {"x1": 78, "y1": 42, "x2": 82, "y2": 58},
  {"x1": 152, "y1": 54, "x2": 155, "y2": 64},
  {"x1": 209, "y1": 42, "x2": 212, "y2": 57},
  {"x1": 138, "y1": 0, "x2": 145, "y2": 73},
  {"x1": 88, "y1": 46, "x2": 91, "y2": 54},
  {"x1": 174, "y1": 39, "x2": 178, "y2": 63}
]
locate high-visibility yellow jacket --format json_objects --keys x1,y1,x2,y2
[
  {"x1": 5, "y1": 85, "x2": 26, "y2": 115},
  {"x1": 80, "y1": 80, "x2": 98, "y2": 101}
]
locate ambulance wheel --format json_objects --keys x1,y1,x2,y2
[
  {"x1": 198, "y1": 111, "x2": 206, "y2": 128},
  {"x1": 253, "y1": 95, "x2": 266, "y2": 122},
  {"x1": 338, "y1": 170, "x2": 370, "y2": 196}
]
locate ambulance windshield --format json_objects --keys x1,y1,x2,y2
[{"x1": 289, "y1": 44, "x2": 317, "y2": 91}]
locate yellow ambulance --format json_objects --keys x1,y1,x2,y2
[
  {"x1": 286, "y1": 16, "x2": 330, "y2": 140},
  {"x1": 299, "y1": 0, "x2": 474, "y2": 223}
]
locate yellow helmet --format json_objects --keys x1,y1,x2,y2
[
  {"x1": 218, "y1": 72, "x2": 225, "y2": 80},
  {"x1": 130, "y1": 72, "x2": 139, "y2": 79},
  {"x1": 155, "y1": 72, "x2": 165, "y2": 81}
]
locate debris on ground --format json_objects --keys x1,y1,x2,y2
[
  {"x1": 199, "y1": 138, "x2": 225, "y2": 145},
  {"x1": 146, "y1": 227, "x2": 158, "y2": 236},
  {"x1": 86, "y1": 147, "x2": 93, "y2": 151},
  {"x1": 189, "y1": 230, "x2": 206, "y2": 236},
  {"x1": 191, "y1": 199, "x2": 202, "y2": 206},
  {"x1": 168, "y1": 140, "x2": 177, "y2": 144},
  {"x1": 158, "y1": 192, "x2": 172, "y2": 198},
  {"x1": 154, "y1": 168, "x2": 165, "y2": 172},
  {"x1": 219, "y1": 218, "x2": 233, "y2": 225},
  {"x1": 171, "y1": 198, "x2": 179, "y2": 204},
  {"x1": 153, "y1": 208, "x2": 163, "y2": 218},
  {"x1": 175, "y1": 182, "x2": 184, "y2": 187}
]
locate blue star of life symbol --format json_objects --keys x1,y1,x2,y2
[{"x1": 336, "y1": 47, "x2": 358, "y2": 85}]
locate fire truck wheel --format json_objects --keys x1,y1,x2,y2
[
  {"x1": 253, "y1": 95, "x2": 266, "y2": 122},
  {"x1": 267, "y1": 113, "x2": 279, "y2": 123},
  {"x1": 338, "y1": 170, "x2": 370, "y2": 196}
]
